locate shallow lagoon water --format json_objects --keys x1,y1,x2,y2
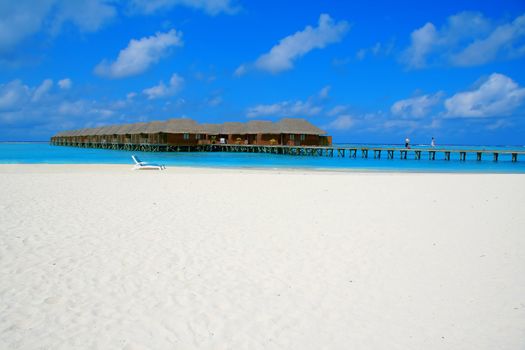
[{"x1": 1, "y1": 142, "x2": 525, "y2": 173}]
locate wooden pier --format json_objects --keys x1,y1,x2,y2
[{"x1": 50, "y1": 141, "x2": 524, "y2": 162}]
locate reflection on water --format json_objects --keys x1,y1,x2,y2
[{"x1": 1, "y1": 142, "x2": 524, "y2": 173}]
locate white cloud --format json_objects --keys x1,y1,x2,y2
[
  {"x1": 58, "y1": 78, "x2": 72, "y2": 90},
  {"x1": 0, "y1": 80, "x2": 30, "y2": 111},
  {"x1": 50, "y1": 0, "x2": 116, "y2": 34},
  {"x1": 401, "y1": 11, "x2": 525, "y2": 68},
  {"x1": 356, "y1": 41, "x2": 393, "y2": 61},
  {"x1": 247, "y1": 100, "x2": 322, "y2": 118},
  {"x1": 356, "y1": 49, "x2": 366, "y2": 60},
  {"x1": 486, "y1": 119, "x2": 512, "y2": 130},
  {"x1": 391, "y1": 92, "x2": 442, "y2": 118},
  {"x1": 32, "y1": 79, "x2": 53, "y2": 102},
  {"x1": 325, "y1": 115, "x2": 354, "y2": 130},
  {"x1": 143, "y1": 73, "x2": 184, "y2": 99},
  {"x1": 129, "y1": 0, "x2": 238, "y2": 15},
  {"x1": 233, "y1": 64, "x2": 247, "y2": 77},
  {"x1": 95, "y1": 29, "x2": 183, "y2": 78},
  {"x1": 327, "y1": 105, "x2": 348, "y2": 116},
  {"x1": 208, "y1": 96, "x2": 223, "y2": 106},
  {"x1": 452, "y1": 14, "x2": 525, "y2": 66},
  {"x1": 58, "y1": 100, "x2": 88, "y2": 116},
  {"x1": 401, "y1": 22, "x2": 438, "y2": 68},
  {"x1": 0, "y1": 0, "x2": 116, "y2": 55},
  {"x1": 318, "y1": 85, "x2": 330, "y2": 99},
  {"x1": 0, "y1": 78, "x2": 189, "y2": 140},
  {"x1": 445, "y1": 73, "x2": 525, "y2": 118},
  {"x1": 253, "y1": 14, "x2": 349, "y2": 73}
]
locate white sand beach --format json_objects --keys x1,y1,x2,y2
[{"x1": 0, "y1": 164, "x2": 524, "y2": 350}]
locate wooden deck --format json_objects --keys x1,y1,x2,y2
[{"x1": 50, "y1": 141, "x2": 525, "y2": 162}]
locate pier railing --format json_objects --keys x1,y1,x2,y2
[{"x1": 50, "y1": 140, "x2": 524, "y2": 162}]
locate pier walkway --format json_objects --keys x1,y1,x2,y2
[{"x1": 51, "y1": 141, "x2": 525, "y2": 162}]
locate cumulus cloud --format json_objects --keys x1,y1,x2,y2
[
  {"x1": 356, "y1": 41, "x2": 393, "y2": 60},
  {"x1": 0, "y1": 80, "x2": 30, "y2": 111},
  {"x1": 142, "y1": 73, "x2": 184, "y2": 99},
  {"x1": 444, "y1": 73, "x2": 525, "y2": 118},
  {"x1": 129, "y1": 0, "x2": 238, "y2": 15},
  {"x1": 32, "y1": 79, "x2": 53, "y2": 102},
  {"x1": 327, "y1": 105, "x2": 348, "y2": 116},
  {"x1": 452, "y1": 14, "x2": 525, "y2": 66},
  {"x1": 95, "y1": 29, "x2": 183, "y2": 78},
  {"x1": 325, "y1": 115, "x2": 354, "y2": 130},
  {"x1": 246, "y1": 100, "x2": 322, "y2": 118},
  {"x1": 391, "y1": 92, "x2": 443, "y2": 118},
  {"x1": 58, "y1": 78, "x2": 72, "y2": 90},
  {"x1": 0, "y1": 78, "x2": 124, "y2": 140},
  {"x1": 207, "y1": 96, "x2": 223, "y2": 106},
  {"x1": 401, "y1": 11, "x2": 525, "y2": 68},
  {"x1": 401, "y1": 22, "x2": 439, "y2": 68},
  {"x1": 58, "y1": 100, "x2": 88, "y2": 116},
  {"x1": 318, "y1": 85, "x2": 331, "y2": 99},
  {"x1": 0, "y1": 0, "x2": 116, "y2": 55},
  {"x1": 233, "y1": 64, "x2": 247, "y2": 77},
  {"x1": 253, "y1": 14, "x2": 349, "y2": 73}
]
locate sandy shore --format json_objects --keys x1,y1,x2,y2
[{"x1": 0, "y1": 164, "x2": 524, "y2": 349}]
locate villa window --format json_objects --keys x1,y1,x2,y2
[
  {"x1": 196, "y1": 134, "x2": 201, "y2": 140},
  {"x1": 300, "y1": 134, "x2": 306, "y2": 141},
  {"x1": 290, "y1": 134, "x2": 295, "y2": 140},
  {"x1": 183, "y1": 133, "x2": 190, "y2": 140}
]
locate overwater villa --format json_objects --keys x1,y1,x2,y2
[{"x1": 51, "y1": 118, "x2": 332, "y2": 149}]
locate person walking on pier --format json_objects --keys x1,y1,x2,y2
[
  {"x1": 431, "y1": 137, "x2": 435, "y2": 148},
  {"x1": 405, "y1": 137, "x2": 410, "y2": 149}
]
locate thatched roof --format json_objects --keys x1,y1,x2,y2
[
  {"x1": 221, "y1": 122, "x2": 245, "y2": 134},
  {"x1": 54, "y1": 118, "x2": 327, "y2": 137},
  {"x1": 126, "y1": 122, "x2": 148, "y2": 134},
  {"x1": 201, "y1": 123, "x2": 221, "y2": 134},
  {"x1": 102, "y1": 125, "x2": 122, "y2": 135},
  {"x1": 246, "y1": 120, "x2": 278, "y2": 134},
  {"x1": 114, "y1": 124, "x2": 133, "y2": 135},
  {"x1": 164, "y1": 118, "x2": 200, "y2": 133},
  {"x1": 275, "y1": 118, "x2": 325, "y2": 134},
  {"x1": 84, "y1": 127, "x2": 102, "y2": 136},
  {"x1": 143, "y1": 121, "x2": 163, "y2": 134}
]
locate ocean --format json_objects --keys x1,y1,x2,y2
[{"x1": 1, "y1": 142, "x2": 525, "y2": 173}]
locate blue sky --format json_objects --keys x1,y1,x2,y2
[{"x1": 1, "y1": 0, "x2": 525, "y2": 145}]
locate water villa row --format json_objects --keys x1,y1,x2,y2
[
  {"x1": 51, "y1": 118, "x2": 332, "y2": 148},
  {"x1": 51, "y1": 118, "x2": 524, "y2": 162}
]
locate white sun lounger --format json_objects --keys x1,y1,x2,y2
[{"x1": 131, "y1": 155, "x2": 166, "y2": 170}]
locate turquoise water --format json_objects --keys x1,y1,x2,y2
[{"x1": 1, "y1": 142, "x2": 525, "y2": 173}]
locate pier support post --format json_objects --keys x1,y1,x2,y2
[
  {"x1": 444, "y1": 152, "x2": 451, "y2": 161},
  {"x1": 493, "y1": 153, "x2": 499, "y2": 162},
  {"x1": 512, "y1": 153, "x2": 518, "y2": 162}
]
